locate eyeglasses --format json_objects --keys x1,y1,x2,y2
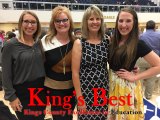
[
  {"x1": 55, "y1": 18, "x2": 69, "y2": 24},
  {"x1": 23, "y1": 20, "x2": 37, "y2": 26}
]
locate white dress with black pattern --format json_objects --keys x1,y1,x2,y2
[{"x1": 78, "y1": 38, "x2": 109, "y2": 120}]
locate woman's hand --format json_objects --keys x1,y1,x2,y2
[
  {"x1": 116, "y1": 69, "x2": 136, "y2": 82},
  {"x1": 132, "y1": 66, "x2": 139, "y2": 74},
  {"x1": 10, "y1": 98, "x2": 23, "y2": 112},
  {"x1": 77, "y1": 97, "x2": 87, "y2": 112}
]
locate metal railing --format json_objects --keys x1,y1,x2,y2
[{"x1": 0, "y1": 1, "x2": 160, "y2": 12}]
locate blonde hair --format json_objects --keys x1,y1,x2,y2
[
  {"x1": 81, "y1": 5, "x2": 105, "y2": 39},
  {"x1": 45, "y1": 6, "x2": 74, "y2": 43},
  {"x1": 18, "y1": 10, "x2": 41, "y2": 42}
]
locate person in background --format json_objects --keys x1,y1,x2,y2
[
  {"x1": 108, "y1": 8, "x2": 160, "y2": 120},
  {"x1": 72, "y1": 5, "x2": 109, "y2": 120},
  {"x1": 0, "y1": 30, "x2": 5, "y2": 46},
  {"x1": 5, "y1": 31, "x2": 16, "y2": 41},
  {"x1": 137, "y1": 20, "x2": 160, "y2": 100},
  {"x1": 140, "y1": 20, "x2": 160, "y2": 56},
  {"x1": 0, "y1": 31, "x2": 3, "y2": 91},
  {"x1": 74, "y1": 28, "x2": 82, "y2": 39},
  {"x1": 39, "y1": 29, "x2": 47, "y2": 40},
  {"x1": 41, "y1": 6, "x2": 75, "y2": 120},
  {"x1": 105, "y1": 28, "x2": 112, "y2": 42},
  {"x1": 2, "y1": 11, "x2": 46, "y2": 120},
  {"x1": 13, "y1": 28, "x2": 19, "y2": 38}
]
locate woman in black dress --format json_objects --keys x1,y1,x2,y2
[{"x1": 72, "y1": 5, "x2": 109, "y2": 120}]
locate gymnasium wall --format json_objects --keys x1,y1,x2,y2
[{"x1": 0, "y1": 9, "x2": 160, "y2": 32}]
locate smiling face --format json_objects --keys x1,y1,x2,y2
[
  {"x1": 87, "y1": 14, "x2": 101, "y2": 34},
  {"x1": 117, "y1": 11, "x2": 134, "y2": 40},
  {"x1": 54, "y1": 12, "x2": 70, "y2": 34},
  {"x1": 22, "y1": 14, "x2": 37, "y2": 37}
]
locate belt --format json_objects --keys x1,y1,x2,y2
[{"x1": 44, "y1": 77, "x2": 73, "y2": 89}]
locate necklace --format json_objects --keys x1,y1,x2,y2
[{"x1": 59, "y1": 42, "x2": 69, "y2": 75}]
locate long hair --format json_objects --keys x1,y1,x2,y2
[
  {"x1": 45, "y1": 6, "x2": 74, "y2": 43},
  {"x1": 18, "y1": 10, "x2": 41, "y2": 42},
  {"x1": 110, "y1": 8, "x2": 139, "y2": 69},
  {"x1": 81, "y1": 5, "x2": 105, "y2": 39}
]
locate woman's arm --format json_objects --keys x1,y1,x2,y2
[
  {"x1": 2, "y1": 42, "x2": 22, "y2": 112},
  {"x1": 72, "y1": 39, "x2": 86, "y2": 111},
  {"x1": 135, "y1": 51, "x2": 160, "y2": 80},
  {"x1": 116, "y1": 51, "x2": 160, "y2": 82},
  {"x1": 2, "y1": 43, "x2": 17, "y2": 101}
]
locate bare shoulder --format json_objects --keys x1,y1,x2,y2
[{"x1": 73, "y1": 39, "x2": 82, "y2": 52}]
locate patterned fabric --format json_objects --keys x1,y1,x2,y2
[
  {"x1": 78, "y1": 38, "x2": 109, "y2": 120},
  {"x1": 107, "y1": 70, "x2": 144, "y2": 120}
]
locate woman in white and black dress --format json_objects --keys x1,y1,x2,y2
[{"x1": 41, "y1": 6, "x2": 76, "y2": 120}]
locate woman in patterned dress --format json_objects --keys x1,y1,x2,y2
[
  {"x1": 72, "y1": 5, "x2": 109, "y2": 120},
  {"x1": 108, "y1": 8, "x2": 160, "y2": 120}
]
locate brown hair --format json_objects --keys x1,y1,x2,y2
[{"x1": 110, "y1": 8, "x2": 139, "y2": 69}]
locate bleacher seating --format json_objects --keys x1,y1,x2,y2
[
  {"x1": 151, "y1": 0, "x2": 160, "y2": 6},
  {"x1": 8, "y1": 0, "x2": 160, "y2": 12},
  {"x1": 13, "y1": 0, "x2": 157, "y2": 5}
]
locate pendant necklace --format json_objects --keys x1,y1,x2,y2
[{"x1": 59, "y1": 42, "x2": 69, "y2": 75}]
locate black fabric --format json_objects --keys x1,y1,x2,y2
[
  {"x1": 78, "y1": 38, "x2": 109, "y2": 120},
  {"x1": 14, "y1": 77, "x2": 46, "y2": 120},
  {"x1": 42, "y1": 39, "x2": 75, "y2": 120},
  {"x1": 0, "y1": 101, "x2": 18, "y2": 120},
  {"x1": 46, "y1": 69, "x2": 72, "y2": 81},
  {"x1": 44, "y1": 42, "x2": 72, "y2": 67},
  {"x1": 0, "y1": 71, "x2": 2, "y2": 91},
  {"x1": 110, "y1": 40, "x2": 152, "y2": 71},
  {"x1": 45, "y1": 87, "x2": 76, "y2": 120},
  {"x1": 44, "y1": 41, "x2": 73, "y2": 81}
]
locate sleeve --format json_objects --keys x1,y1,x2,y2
[
  {"x1": 2, "y1": 42, "x2": 17, "y2": 102},
  {"x1": 138, "y1": 40, "x2": 152, "y2": 57}
]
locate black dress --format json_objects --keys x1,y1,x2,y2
[
  {"x1": 78, "y1": 38, "x2": 109, "y2": 120},
  {"x1": 41, "y1": 37, "x2": 75, "y2": 120}
]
